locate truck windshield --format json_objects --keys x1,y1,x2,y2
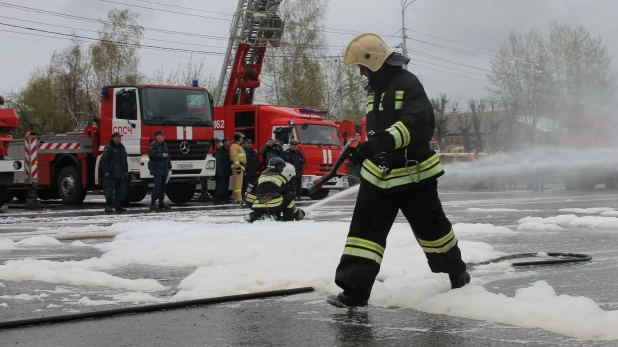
[
  {"x1": 140, "y1": 88, "x2": 213, "y2": 126},
  {"x1": 295, "y1": 124, "x2": 341, "y2": 146}
]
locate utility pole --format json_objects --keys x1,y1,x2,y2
[{"x1": 401, "y1": 0, "x2": 417, "y2": 71}]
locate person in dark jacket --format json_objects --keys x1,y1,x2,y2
[
  {"x1": 326, "y1": 33, "x2": 469, "y2": 310},
  {"x1": 214, "y1": 138, "x2": 232, "y2": 205},
  {"x1": 242, "y1": 139, "x2": 260, "y2": 198},
  {"x1": 283, "y1": 140, "x2": 306, "y2": 200},
  {"x1": 148, "y1": 130, "x2": 172, "y2": 210},
  {"x1": 259, "y1": 138, "x2": 282, "y2": 171},
  {"x1": 100, "y1": 132, "x2": 129, "y2": 213}
]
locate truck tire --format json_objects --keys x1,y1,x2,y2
[
  {"x1": 166, "y1": 183, "x2": 196, "y2": 204},
  {"x1": 0, "y1": 186, "x2": 8, "y2": 208},
  {"x1": 15, "y1": 190, "x2": 27, "y2": 203},
  {"x1": 129, "y1": 189, "x2": 148, "y2": 203},
  {"x1": 57, "y1": 166, "x2": 86, "y2": 205},
  {"x1": 309, "y1": 188, "x2": 330, "y2": 200}
]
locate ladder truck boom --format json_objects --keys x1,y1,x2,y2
[{"x1": 215, "y1": 0, "x2": 285, "y2": 107}]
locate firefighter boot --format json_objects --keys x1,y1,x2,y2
[
  {"x1": 449, "y1": 271, "x2": 471, "y2": 289},
  {"x1": 159, "y1": 201, "x2": 171, "y2": 210},
  {"x1": 326, "y1": 292, "x2": 368, "y2": 310},
  {"x1": 150, "y1": 201, "x2": 157, "y2": 211}
]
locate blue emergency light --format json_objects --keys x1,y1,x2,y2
[
  {"x1": 298, "y1": 108, "x2": 328, "y2": 115},
  {"x1": 101, "y1": 87, "x2": 109, "y2": 98},
  {"x1": 192, "y1": 80, "x2": 199, "y2": 87}
]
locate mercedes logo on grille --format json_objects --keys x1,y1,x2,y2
[{"x1": 180, "y1": 141, "x2": 190, "y2": 154}]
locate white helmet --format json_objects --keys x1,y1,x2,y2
[{"x1": 281, "y1": 163, "x2": 296, "y2": 181}]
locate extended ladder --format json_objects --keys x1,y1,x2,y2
[{"x1": 214, "y1": 0, "x2": 285, "y2": 107}]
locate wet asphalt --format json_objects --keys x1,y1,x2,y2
[{"x1": 1, "y1": 185, "x2": 617, "y2": 346}]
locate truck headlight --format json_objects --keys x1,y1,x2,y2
[
  {"x1": 206, "y1": 160, "x2": 215, "y2": 170},
  {"x1": 13, "y1": 161, "x2": 22, "y2": 170},
  {"x1": 302, "y1": 176, "x2": 311, "y2": 182},
  {"x1": 342, "y1": 176, "x2": 349, "y2": 182}
]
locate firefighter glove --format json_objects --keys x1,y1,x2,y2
[{"x1": 352, "y1": 138, "x2": 380, "y2": 165}]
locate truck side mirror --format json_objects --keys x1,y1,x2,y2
[{"x1": 343, "y1": 131, "x2": 348, "y2": 144}]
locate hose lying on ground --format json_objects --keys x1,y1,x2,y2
[
  {"x1": 467, "y1": 252, "x2": 592, "y2": 268},
  {"x1": 0, "y1": 287, "x2": 314, "y2": 330}
]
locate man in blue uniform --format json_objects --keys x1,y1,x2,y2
[
  {"x1": 100, "y1": 132, "x2": 128, "y2": 213},
  {"x1": 148, "y1": 130, "x2": 172, "y2": 210}
]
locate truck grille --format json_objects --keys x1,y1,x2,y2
[{"x1": 166, "y1": 140, "x2": 211, "y2": 161}]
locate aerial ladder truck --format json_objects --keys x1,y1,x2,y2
[{"x1": 211, "y1": 0, "x2": 350, "y2": 200}]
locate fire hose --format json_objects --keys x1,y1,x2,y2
[{"x1": 0, "y1": 287, "x2": 314, "y2": 330}]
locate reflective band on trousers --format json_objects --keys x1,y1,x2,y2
[
  {"x1": 343, "y1": 247, "x2": 383, "y2": 265},
  {"x1": 418, "y1": 229, "x2": 458, "y2": 254},
  {"x1": 385, "y1": 121, "x2": 411, "y2": 149},
  {"x1": 252, "y1": 196, "x2": 283, "y2": 208},
  {"x1": 346, "y1": 237, "x2": 384, "y2": 255},
  {"x1": 245, "y1": 193, "x2": 256, "y2": 203}
]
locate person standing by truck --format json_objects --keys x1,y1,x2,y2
[
  {"x1": 242, "y1": 139, "x2": 259, "y2": 198},
  {"x1": 100, "y1": 132, "x2": 129, "y2": 213},
  {"x1": 214, "y1": 138, "x2": 232, "y2": 205},
  {"x1": 283, "y1": 140, "x2": 306, "y2": 200},
  {"x1": 229, "y1": 132, "x2": 247, "y2": 204},
  {"x1": 259, "y1": 138, "x2": 282, "y2": 171},
  {"x1": 148, "y1": 130, "x2": 172, "y2": 210}
]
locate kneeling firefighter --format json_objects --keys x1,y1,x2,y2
[
  {"x1": 243, "y1": 157, "x2": 305, "y2": 223},
  {"x1": 326, "y1": 33, "x2": 469, "y2": 309}
]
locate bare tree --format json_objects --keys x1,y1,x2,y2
[
  {"x1": 452, "y1": 101, "x2": 472, "y2": 152},
  {"x1": 468, "y1": 99, "x2": 488, "y2": 151},
  {"x1": 431, "y1": 93, "x2": 451, "y2": 146},
  {"x1": 486, "y1": 99, "x2": 503, "y2": 153},
  {"x1": 260, "y1": 0, "x2": 329, "y2": 108}
]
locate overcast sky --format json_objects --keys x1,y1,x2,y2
[{"x1": 1, "y1": 0, "x2": 616, "y2": 105}]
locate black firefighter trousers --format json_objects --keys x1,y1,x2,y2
[{"x1": 335, "y1": 179, "x2": 467, "y2": 301}]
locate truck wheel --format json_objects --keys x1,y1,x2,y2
[
  {"x1": 0, "y1": 186, "x2": 8, "y2": 208},
  {"x1": 166, "y1": 183, "x2": 196, "y2": 204},
  {"x1": 129, "y1": 189, "x2": 148, "y2": 203},
  {"x1": 57, "y1": 166, "x2": 86, "y2": 205},
  {"x1": 15, "y1": 190, "x2": 27, "y2": 203},
  {"x1": 309, "y1": 188, "x2": 330, "y2": 200}
]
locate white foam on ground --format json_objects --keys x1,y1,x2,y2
[
  {"x1": 517, "y1": 222, "x2": 563, "y2": 231},
  {"x1": 76, "y1": 296, "x2": 118, "y2": 306},
  {"x1": 466, "y1": 208, "x2": 540, "y2": 212},
  {"x1": 559, "y1": 207, "x2": 615, "y2": 214},
  {"x1": 0, "y1": 293, "x2": 49, "y2": 301},
  {"x1": 0, "y1": 239, "x2": 16, "y2": 250},
  {"x1": 70, "y1": 240, "x2": 89, "y2": 247},
  {"x1": 518, "y1": 215, "x2": 579, "y2": 225},
  {"x1": 16, "y1": 235, "x2": 62, "y2": 246},
  {"x1": 568, "y1": 216, "x2": 618, "y2": 229},
  {"x1": 46, "y1": 304, "x2": 62, "y2": 308},
  {"x1": 1, "y1": 218, "x2": 616, "y2": 340},
  {"x1": 0, "y1": 303, "x2": 8, "y2": 308},
  {"x1": 0, "y1": 282, "x2": 5, "y2": 287},
  {"x1": 417, "y1": 281, "x2": 618, "y2": 340},
  {"x1": 600, "y1": 211, "x2": 618, "y2": 217},
  {"x1": 112, "y1": 292, "x2": 165, "y2": 304},
  {"x1": 452, "y1": 223, "x2": 515, "y2": 236},
  {"x1": 0, "y1": 259, "x2": 164, "y2": 291}
]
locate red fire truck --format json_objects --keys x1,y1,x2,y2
[
  {"x1": 0, "y1": 95, "x2": 24, "y2": 208},
  {"x1": 210, "y1": 0, "x2": 349, "y2": 199},
  {"x1": 7, "y1": 85, "x2": 216, "y2": 206}
]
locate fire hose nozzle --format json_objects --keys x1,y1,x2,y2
[{"x1": 307, "y1": 179, "x2": 323, "y2": 194}]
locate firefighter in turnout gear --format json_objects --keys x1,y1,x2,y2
[
  {"x1": 229, "y1": 132, "x2": 247, "y2": 203},
  {"x1": 327, "y1": 33, "x2": 469, "y2": 309},
  {"x1": 148, "y1": 130, "x2": 172, "y2": 210},
  {"x1": 243, "y1": 157, "x2": 305, "y2": 223}
]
